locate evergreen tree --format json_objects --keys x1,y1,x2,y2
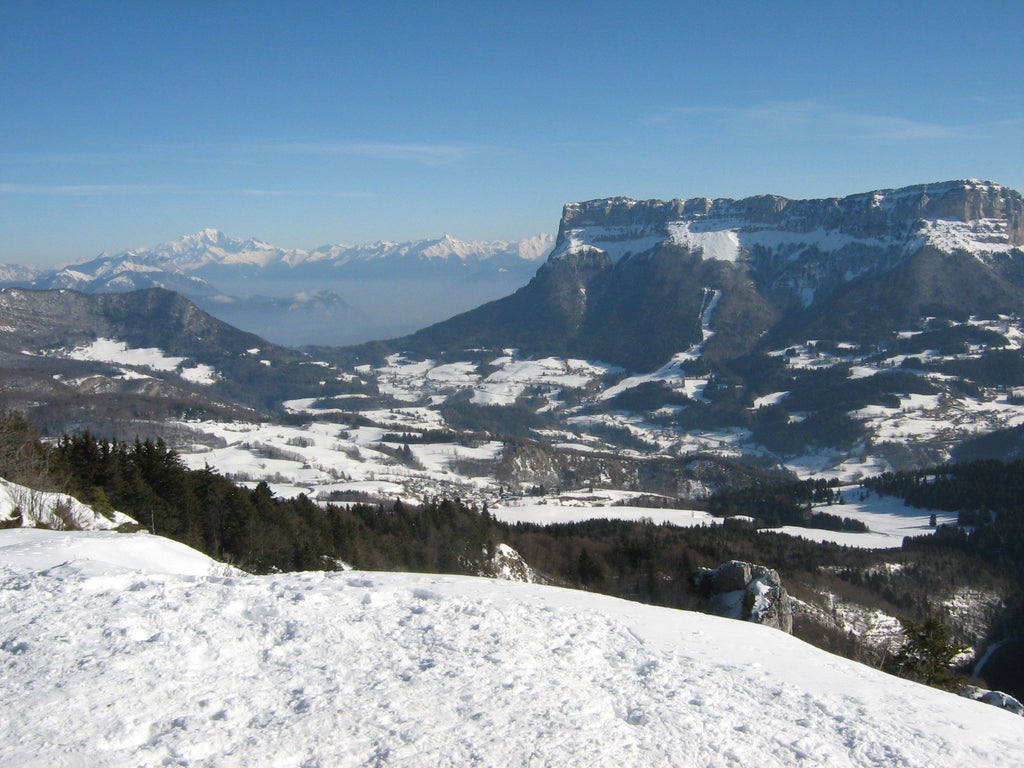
[{"x1": 889, "y1": 612, "x2": 967, "y2": 691}]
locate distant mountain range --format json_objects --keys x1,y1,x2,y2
[{"x1": 0, "y1": 230, "x2": 554, "y2": 346}]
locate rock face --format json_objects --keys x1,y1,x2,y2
[
  {"x1": 553, "y1": 181, "x2": 1024, "y2": 257},
  {"x1": 696, "y1": 560, "x2": 793, "y2": 633},
  {"x1": 405, "y1": 180, "x2": 1024, "y2": 371}
]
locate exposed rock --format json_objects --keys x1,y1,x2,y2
[
  {"x1": 697, "y1": 560, "x2": 793, "y2": 633},
  {"x1": 489, "y1": 543, "x2": 538, "y2": 583},
  {"x1": 960, "y1": 685, "x2": 1024, "y2": 716}
]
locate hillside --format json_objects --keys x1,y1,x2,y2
[
  {"x1": 2, "y1": 528, "x2": 1021, "y2": 767},
  {"x1": 0, "y1": 287, "x2": 329, "y2": 431}
]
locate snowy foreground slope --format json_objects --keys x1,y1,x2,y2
[{"x1": 2, "y1": 530, "x2": 1021, "y2": 768}]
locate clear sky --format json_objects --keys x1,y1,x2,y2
[{"x1": 2, "y1": 0, "x2": 1023, "y2": 266}]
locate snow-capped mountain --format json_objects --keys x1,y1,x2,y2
[
  {"x1": 2, "y1": 527, "x2": 1022, "y2": 767},
  {"x1": 0, "y1": 263, "x2": 40, "y2": 283},
  {"x1": 311, "y1": 232, "x2": 554, "y2": 268},
  {"x1": 29, "y1": 229, "x2": 554, "y2": 287},
  {"x1": 9, "y1": 230, "x2": 554, "y2": 346},
  {"x1": 549, "y1": 179, "x2": 1022, "y2": 308}
]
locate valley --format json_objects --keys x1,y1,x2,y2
[
  {"x1": 8, "y1": 4, "x2": 1024, "y2": 762},
  {"x1": 3, "y1": 179, "x2": 1024, "y2": 712}
]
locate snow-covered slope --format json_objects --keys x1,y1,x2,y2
[
  {"x1": 0, "y1": 477, "x2": 136, "y2": 530},
  {"x1": 1, "y1": 529, "x2": 1020, "y2": 767}
]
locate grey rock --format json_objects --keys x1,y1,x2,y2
[
  {"x1": 960, "y1": 685, "x2": 1024, "y2": 716},
  {"x1": 697, "y1": 560, "x2": 793, "y2": 633}
]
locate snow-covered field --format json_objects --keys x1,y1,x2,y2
[
  {"x1": 66, "y1": 337, "x2": 219, "y2": 384},
  {"x1": 1, "y1": 528, "x2": 1021, "y2": 767},
  {"x1": 775, "y1": 489, "x2": 957, "y2": 548},
  {"x1": 491, "y1": 495, "x2": 721, "y2": 527},
  {"x1": 169, "y1": 416, "x2": 955, "y2": 549},
  {"x1": 44, "y1": 311, "x2": 1023, "y2": 543}
]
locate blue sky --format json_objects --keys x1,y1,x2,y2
[{"x1": 3, "y1": 0, "x2": 1023, "y2": 266}]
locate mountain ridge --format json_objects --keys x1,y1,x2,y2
[
  {"x1": 399, "y1": 180, "x2": 1024, "y2": 371},
  {"x1": 32, "y1": 230, "x2": 555, "y2": 286},
  {"x1": 0, "y1": 231, "x2": 554, "y2": 346}
]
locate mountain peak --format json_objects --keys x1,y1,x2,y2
[
  {"x1": 196, "y1": 227, "x2": 225, "y2": 241},
  {"x1": 179, "y1": 228, "x2": 232, "y2": 248}
]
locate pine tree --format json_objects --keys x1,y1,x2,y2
[{"x1": 890, "y1": 612, "x2": 968, "y2": 691}]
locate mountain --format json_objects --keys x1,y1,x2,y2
[
  {"x1": 0, "y1": 263, "x2": 41, "y2": 283},
  {"x1": 302, "y1": 180, "x2": 1022, "y2": 471},
  {"x1": 404, "y1": 180, "x2": 1024, "y2": 370},
  {"x1": 0, "y1": 287, "x2": 330, "y2": 432},
  {"x1": 10, "y1": 230, "x2": 555, "y2": 346},
  {"x1": 51, "y1": 228, "x2": 554, "y2": 277},
  {"x1": 2, "y1": 527, "x2": 1022, "y2": 767}
]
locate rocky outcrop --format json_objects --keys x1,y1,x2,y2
[
  {"x1": 960, "y1": 685, "x2": 1024, "y2": 716},
  {"x1": 489, "y1": 543, "x2": 538, "y2": 583},
  {"x1": 696, "y1": 560, "x2": 793, "y2": 633},
  {"x1": 553, "y1": 180, "x2": 1024, "y2": 257}
]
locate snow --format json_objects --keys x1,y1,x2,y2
[
  {"x1": 920, "y1": 218, "x2": 1018, "y2": 256},
  {"x1": 473, "y1": 357, "x2": 606, "y2": 406},
  {"x1": 753, "y1": 390, "x2": 790, "y2": 408},
  {"x1": 373, "y1": 353, "x2": 615, "y2": 408},
  {"x1": 554, "y1": 226, "x2": 664, "y2": 262},
  {"x1": 0, "y1": 477, "x2": 135, "y2": 530},
  {"x1": 599, "y1": 289, "x2": 720, "y2": 402},
  {"x1": 556, "y1": 215, "x2": 903, "y2": 273},
  {"x1": 771, "y1": 489, "x2": 957, "y2": 549},
  {"x1": 667, "y1": 220, "x2": 743, "y2": 262},
  {"x1": 0, "y1": 528, "x2": 227, "y2": 576},
  {"x1": 2, "y1": 529, "x2": 1021, "y2": 767},
  {"x1": 491, "y1": 499, "x2": 722, "y2": 527},
  {"x1": 65, "y1": 338, "x2": 219, "y2": 385}
]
